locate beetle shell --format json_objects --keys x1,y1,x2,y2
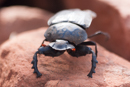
[
  {"x1": 44, "y1": 22, "x2": 87, "y2": 45},
  {"x1": 48, "y1": 9, "x2": 97, "y2": 29}
]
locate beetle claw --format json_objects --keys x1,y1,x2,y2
[
  {"x1": 37, "y1": 73, "x2": 42, "y2": 78},
  {"x1": 87, "y1": 73, "x2": 92, "y2": 78}
]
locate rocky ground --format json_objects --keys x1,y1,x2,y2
[
  {"x1": 0, "y1": 28, "x2": 130, "y2": 87},
  {"x1": 0, "y1": 6, "x2": 52, "y2": 44},
  {"x1": 0, "y1": 0, "x2": 130, "y2": 87}
]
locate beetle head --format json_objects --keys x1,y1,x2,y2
[{"x1": 49, "y1": 39, "x2": 75, "y2": 51}]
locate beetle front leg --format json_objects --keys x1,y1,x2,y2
[
  {"x1": 67, "y1": 46, "x2": 98, "y2": 78},
  {"x1": 31, "y1": 46, "x2": 49, "y2": 78},
  {"x1": 31, "y1": 46, "x2": 50, "y2": 78},
  {"x1": 31, "y1": 51, "x2": 42, "y2": 78},
  {"x1": 31, "y1": 46, "x2": 65, "y2": 78},
  {"x1": 87, "y1": 50, "x2": 98, "y2": 78}
]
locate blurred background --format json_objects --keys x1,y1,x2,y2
[{"x1": 0, "y1": 0, "x2": 130, "y2": 61}]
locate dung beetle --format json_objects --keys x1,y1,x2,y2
[{"x1": 31, "y1": 9, "x2": 109, "y2": 78}]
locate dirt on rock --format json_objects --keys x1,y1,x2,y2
[{"x1": 0, "y1": 27, "x2": 130, "y2": 87}]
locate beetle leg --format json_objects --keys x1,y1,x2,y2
[
  {"x1": 79, "y1": 41, "x2": 98, "y2": 77},
  {"x1": 67, "y1": 46, "x2": 98, "y2": 78},
  {"x1": 88, "y1": 31, "x2": 110, "y2": 40},
  {"x1": 31, "y1": 51, "x2": 42, "y2": 78},
  {"x1": 79, "y1": 41, "x2": 97, "y2": 56},
  {"x1": 87, "y1": 49, "x2": 98, "y2": 78},
  {"x1": 31, "y1": 46, "x2": 65, "y2": 78}
]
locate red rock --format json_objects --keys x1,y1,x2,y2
[
  {"x1": 0, "y1": 6, "x2": 52, "y2": 44},
  {"x1": 62, "y1": 0, "x2": 130, "y2": 61},
  {"x1": 0, "y1": 27, "x2": 130, "y2": 87},
  {"x1": 31, "y1": 0, "x2": 64, "y2": 12}
]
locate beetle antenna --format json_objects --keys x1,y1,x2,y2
[{"x1": 39, "y1": 39, "x2": 47, "y2": 49}]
